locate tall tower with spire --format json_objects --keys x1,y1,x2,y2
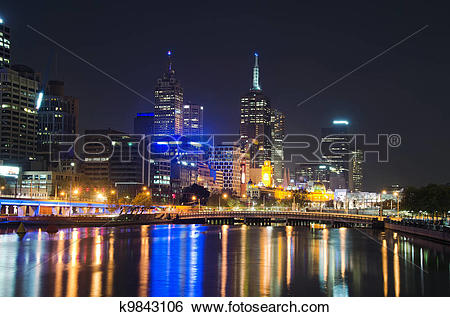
[
  {"x1": 154, "y1": 50, "x2": 183, "y2": 135},
  {"x1": 252, "y1": 52, "x2": 261, "y2": 91},
  {"x1": 239, "y1": 52, "x2": 272, "y2": 169}
]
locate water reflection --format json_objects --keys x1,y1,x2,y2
[{"x1": 0, "y1": 225, "x2": 448, "y2": 296}]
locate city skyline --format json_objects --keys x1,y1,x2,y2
[
  {"x1": 0, "y1": 1, "x2": 449, "y2": 191},
  {"x1": 0, "y1": 1, "x2": 449, "y2": 302}
]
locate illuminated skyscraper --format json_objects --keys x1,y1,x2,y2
[
  {"x1": 321, "y1": 119, "x2": 365, "y2": 191},
  {"x1": 239, "y1": 52, "x2": 272, "y2": 168},
  {"x1": 154, "y1": 51, "x2": 183, "y2": 135},
  {"x1": 271, "y1": 108, "x2": 286, "y2": 186},
  {"x1": 209, "y1": 144, "x2": 241, "y2": 195},
  {"x1": 183, "y1": 104, "x2": 203, "y2": 135},
  {"x1": 0, "y1": 65, "x2": 40, "y2": 163},
  {"x1": 349, "y1": 148, "x2": 363, "y2": 192},
  {"x1": 37, "y1": 80, "x2": 79, "y2": 153},
  {"x1": 0, "y1": 18, "x2": 11, "y2": 69}
]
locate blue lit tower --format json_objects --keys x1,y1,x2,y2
[
  {"x1": 154, "y1": 51, "x2": 184, "y2": 135},
  {"x1": 239, "y1": 52, "x2": 272, "y2": 168}
]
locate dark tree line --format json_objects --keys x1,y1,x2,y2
[{"x1": 401, "y1": 184, "x2": 450, "y2": 217}]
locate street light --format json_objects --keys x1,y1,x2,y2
[
  {"x1": 219, "y1": 193, "x2": 228, "y2": 211},
  {"x1": 393, "y1": 192, "x2": 399, "y2": 217},
  {"x1": 192, "y1": 195, "x2": 200, "y2": 212}
]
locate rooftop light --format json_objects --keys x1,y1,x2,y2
[{"x1": 333, "y1": 120, "x2": 349, "y2": 125}]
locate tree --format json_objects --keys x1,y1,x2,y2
[
  {"x1": 131, "y1": 191, "x2": 153, "y2": 207},
  {"x1": 401, "y1": 184, "x2": 450, "y2": 218},
  {"x1": 292, "y1": 189, "x2": 308, "y2": 208},
  {"x1": 181, "y1": 183, "x2": 210, "y2": 205}
]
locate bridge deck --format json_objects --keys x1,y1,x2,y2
[{"x1": 174, "y1": 211, "x2": 384, "y2": 223}]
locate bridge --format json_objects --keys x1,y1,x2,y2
[
  {"x1": 171, "y1": 210, "x2": 386, "y2": 228},
  {"x1": 0, "y1": 197, "x2": 386, "y2": 229},
  {"x1": 0, "y1": 197, "x2": 115, "y2": 217}
]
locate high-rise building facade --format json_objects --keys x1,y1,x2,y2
[
  {"x1": 240, "y1": 53, "x2": 272, "y2": 168},
  {"x1": 209, "y1": 144, "x2": 241, "y2": 195},
  {"x1": 0, "y1": 18, "x2": 11, "y2": 69},
  {"x1": 80, "y1": 129, "x2": 144, "y2": 189},
  {"x1": 154, "y1": 51, "x2": 183, "y2": 135},
  {"x1": 133, "y1": 112, "x2": 154, "y2": 135},
  {"x1": 321, "y1": 120, "x2": 352, "y2": 190},
  {"x1": 183, "y1": 104, "x2": 203, "y2": 135},
  {"x1": 271, "y1": 108, "x2": 286, "y2": 186},
  {"x1": 0, "y1": 65, "x2": 40, "y2": 163},
  {"x1": 37, "y1": 80, "x2": 79, "y2": 153},
  {"x1": 349, "y1": 148, "x2": 363, "y2": 192}
]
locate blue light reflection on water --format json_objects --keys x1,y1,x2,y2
[
  {"x1": 0, "y1": 224, "x2": 448, "y2": 296},
  {"x1": 149, "y1": 224, "x2": 205, "y2": 297}
]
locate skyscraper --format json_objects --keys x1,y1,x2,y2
[
  {"x1": 239, "y1": 53, "x2": 272, "y2": 168},
  {"x1": 182, "y1": 104, "x2": 203, "y2": 135},
  {"x1": 37, "y1": 80, "x2": 79, "y2": 153},
  {"x1": 271, "y1": 108, "x2": 286, "y2": 186},
  {"x1": 0, "y1": 65, "x2": 40, "y2": 163},
  {"x1": 0, "y1": 18, "x2": 11, "y2": 69},
  {"x1": 133, "y1": 112, "x2": 154, "y2": 135},
  {"x1": 321, "y1": 120, "x2": 352, "y2": 190},
  {"x1": 209, "y1": 144, "x2": 241, "y2": 195},
  {"x1": 349, "y1": 148, "x2": 363, "y2": 192},
  {"x1": 154, "y1": 51, "x2": 183, "y2": 135}
]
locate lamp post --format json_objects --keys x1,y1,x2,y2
[
  {"x1": 111, "y1": 189, "x2": 118, "y2": 214},
  {"x1": 380, "y1": 190, "x2": 387, "y2": 217},
  {"x1": 219, "y1": 193, "x2": 228, "y2": 211},
  {"x1": 192, "y1": 195, "x2": 200, "y2": 212},
  {"x1": 393, "y1": 192, "x2": 399, "y2": 217}
]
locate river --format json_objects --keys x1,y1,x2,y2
[{"x1": 0, "y1": 224, "x2": 448, "y2": 296}]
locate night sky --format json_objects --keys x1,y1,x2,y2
[{"x1": 1, "y1": 0, "x2": 449, "y2": 191}]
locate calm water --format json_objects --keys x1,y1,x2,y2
[{"x1": 0, "y1": 224, "x2": 448, "y2": 296}]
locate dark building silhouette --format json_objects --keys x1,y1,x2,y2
[{"x1": 133, "y1": 112, "x2": 154, "y2": 135}]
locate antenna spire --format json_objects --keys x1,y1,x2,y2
[
  {"x1": 252, "y1": 52, "x2": 261, "y2": 91},
  {"x1": 167, "y1": 50, "x2": 172, "y2": 71}
]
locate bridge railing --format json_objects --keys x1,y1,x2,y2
[{"x1": 173, "y1": 210, "x2": 384, "y2": 221}]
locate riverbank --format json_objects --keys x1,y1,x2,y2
[
  {"x1": 385, "y1": 222, "x2": 450, "y2": 244},
  {"x1": 0, "y1": 214, "x2": 173, "y2": 228}
]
